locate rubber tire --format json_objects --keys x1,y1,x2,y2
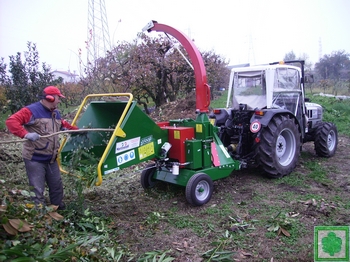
[
  {"x1": 185, "y1": 173, "x2": 213, "y2": 206},
  {"x1": 314, "y1": 122, "x2": 338, "y2": 157},
  {"x1": 140, "y1": 164, "x2": 157, "y2": 189},
  {"x1": 258, "y1": 114, "x2": 301, "y2": 178}
]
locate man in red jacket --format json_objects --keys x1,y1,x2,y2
[{"x1": 6, "y1": 86, "x2": 78, "y2": 210}]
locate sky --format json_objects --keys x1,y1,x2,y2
[{"x1": 1, "y1": 0, "x2": 349, "y2": 76}]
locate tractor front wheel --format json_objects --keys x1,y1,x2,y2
[
  {"x1": 141, "y1": 164, "x2": 157, "y2": 189},
  {"x1": 314, "y1": 122, "x2": 338, "y2": 157},
  {"x1": 258, "y1": 114, "x2": 301, "y2": 178},
  {"x1": 185, "y1": 173, "x2": 213, "y2": 206}
]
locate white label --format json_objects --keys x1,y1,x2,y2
[{"x1": 115, "y1": 137, "x2": 140, "y2": 153}]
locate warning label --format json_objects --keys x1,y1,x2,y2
[
  {"x1": 138, "y1": 142, "x2": 155, "y2": 160},
  {"x1": 116, "y1": 150, "x2": 135, "y2": 166}
]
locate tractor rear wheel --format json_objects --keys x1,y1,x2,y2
[
  {"x1": 185, "y1": 173, "x2": 213, "y2": 206},
  {"x1": 314, "y1": 122, "x2": 338, "y2": 157},
  {"x1": 258, "y1": 114, "x2": 301, "y2": 178},
  {"x1": 140, "y1": 164, "x2": 157, "y2": 189}
]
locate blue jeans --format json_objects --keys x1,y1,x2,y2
[{"x1": 23, "y1": 159, "x2": 64, "y2": 208}]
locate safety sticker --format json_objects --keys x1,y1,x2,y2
[
  {"x1": 115, "y1": 137, "x2": 140, "y2": 154},
  {"x1": 116, "y1": 150, "x2": 135, "y2": 166},
  {"x1": 174, "y1": 130, "x2": 180, "y2": 139},
  {"x1": 104, "y1": 167, "x2": 120, "y2": 175},
  {"x1": 140, "y1": 135, "x2": 153, "y2": 146},
  {"x1": 250, "y1": 120, "x2": 261, "y2": 133},
  {"x1": 138, "y1": 142, "x2": 155, "y2": 160},
  {"x1": 196, "y1": 124, "x2": 203, "y2": 133}
]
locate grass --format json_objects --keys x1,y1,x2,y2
[
  {"x1": 0, "y1": 110, "x2": 10, "y2": 130},
  {"x1": 210, "y1": 90, "x2": 228, "y2": 108},
  {"x1": 1, "y1": 91, "x2": 350, "y2": 261}
]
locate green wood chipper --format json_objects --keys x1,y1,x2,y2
[{"x1": 59, "y1": 21, "x2": 241, "y2": 206}]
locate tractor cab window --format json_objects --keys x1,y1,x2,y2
[
  {"x1": 274, "y1": 67, "x2": 300, "y2": 90},
  {"x1": 232, "y1": 70, "x2": 266, "y2": 109},
  {"x1": 272, "y1": 68, "x2": 302, "y2": 115}
]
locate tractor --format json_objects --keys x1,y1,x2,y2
[{"x1": 209, "y1": 61, "x2": 338, "y2": 178}]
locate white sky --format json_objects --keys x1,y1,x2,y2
[{"x1": 1, "y1": 0, "x2": 349, "y2": 75}]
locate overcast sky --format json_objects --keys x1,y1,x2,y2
[{"x1": 1, "y1": 0, "x2": 349, "y2": 76}]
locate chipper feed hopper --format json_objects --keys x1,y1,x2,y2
[{"x1": 59, "y1": 21, "x2": 241, "y2": 206}]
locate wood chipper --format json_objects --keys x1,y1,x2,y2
[{"x1": 59, "y1": 21, "x2": 241, "y2": 206}]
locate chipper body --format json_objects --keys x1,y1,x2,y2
[{"x1": 60, "y1": 21, "x2": 241, "y2": 206}]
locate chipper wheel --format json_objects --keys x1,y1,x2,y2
[
  {"x1": 141, "y1": 164, "x2": 157, "y2": 189},
  {"x1": 314, "y1": 122, "x2": 338, "y2": 157},
  {"x1": 185, "y1": 173, "x2": 213, "y2": 206},
  {"x1": 258, "y1": 114, "x2": 301, "y2": 178}
]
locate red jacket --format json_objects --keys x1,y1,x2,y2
[{"x1": 6, "y1": 102, "x2": 78, "y2": 163}]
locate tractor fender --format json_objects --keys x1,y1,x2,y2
[{"x1": 249, "y1": 109, "x2": 302, "y2": 135}]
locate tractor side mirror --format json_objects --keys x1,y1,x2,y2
[{"x1": 304, "y1": 74, "x2": 314, "y2": 83}]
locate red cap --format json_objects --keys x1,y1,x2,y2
[{"x1": 43, "y1": 86, "x2": 65, "y2": 98}]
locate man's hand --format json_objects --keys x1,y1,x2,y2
[{"x1": 25, "y1": 132, "x2": 40, "y2": 141}]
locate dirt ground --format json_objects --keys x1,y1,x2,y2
[
  {"x1": 1, "y1": 94, "x2": 350, "y2": 261},
  {"x1": 78, "y1": 134, "x2": 349, "y2": 261}
]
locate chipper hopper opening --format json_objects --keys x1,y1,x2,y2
[{"x1": 59, "y1": 93, "x2": 168, "y2": 186}]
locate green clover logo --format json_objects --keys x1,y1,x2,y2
[{"x1": 322, "y1": 231, "x2": 342, "y2": 256}]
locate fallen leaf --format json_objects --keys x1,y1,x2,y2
[
  {"x1": 289, "y1": 212, "x2": 300, "y2": 218},
  {"x1": 47, "y1": 205, "x2": 59, "y2": 211},
  {"x1": 25, "y1": 203, "x2": 35, "y2": 209},
  {"x1": 304, "y1": 199, "x2": 312, "y2": 205},
  {"x1": 8, "y1": 219, "x2": 32, "y2": 232},
  {"x1": 2, "y1": 222, "x2": 18, "y2": 235},
  {"x1": 0, "y1": 205, "x2": 7, "y2": 212},
  {"x1": 48, "y1": 212, "x2": 64, "y2": 221},
  {"x1": 240, "y1": 250, "x2": 252, "y2": 257},
  {"x1": 20, "y1": 190, "x2": 31, "y2": 197},
  {"x1": 280, "y1": 227, "x2": 290, "y2": 237},
  {"x1": 45, "y1": 214, "x2": 53, "y2": 224}
]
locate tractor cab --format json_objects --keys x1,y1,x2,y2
[{"x1": 226, "y1": 64, "x2": 306, "y2": 125}]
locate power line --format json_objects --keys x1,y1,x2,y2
[{"x1": 86, "y1": 0, "x2": 111, "y2": 69}]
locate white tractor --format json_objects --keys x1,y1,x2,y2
[{"x1": 210, "y1": 60, "x2": 338, "y2": 178}]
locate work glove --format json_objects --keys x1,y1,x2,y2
[{"x1": 25, "y1": 132, "x2": 40, "y2": 141}]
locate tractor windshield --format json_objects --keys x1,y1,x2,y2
[{"x1": 231, "y1": 70, "x2": 266, "y2": 109}]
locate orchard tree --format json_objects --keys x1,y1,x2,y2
[
  {"x1": 283, "y1": 50, "x2": 297, "y2": 61},
  {"x1": 84, "y1": 33, "x2": 230, "y2": 112},
  {"x1": 202, "y1": 50, "x2": 230, "y2": 93},
  {"x1": 315, "y1": 50, "x2": 350, "y2": 80},
  {"x1": 1, "y1": 42, "x2": 62, "y2": 113},
  {"x1": 0, "y1": 58, "x2": 10, "y2": 108},
  {"x1": 283, "y1": 50, "x2": 313, "y2": 71}
]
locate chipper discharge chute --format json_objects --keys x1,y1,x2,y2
[{"x1": 59, "y1": 21, "x2": 241, "y2": 206}]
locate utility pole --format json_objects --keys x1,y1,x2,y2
[
  {"x1": 247, "y1": 34, "x2": 256, "y2": 65},
  {"x1": 318, "y1": 37, "x2": 323, "y2": 62},
  {"x1": 86, "y1": 0, "x2": 111, "y2": 68}
]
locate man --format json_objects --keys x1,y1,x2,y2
[{"x1": 6, "y1": 86, "x2": 78, "y2": 210}]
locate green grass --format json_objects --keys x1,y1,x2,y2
[
  {"x1": 274, "y1": 172, "x2": 308, "y2": 187},
  {"x1": 0, "y1": 110, "x2": 10, "y2": 130},
  {"x1": 210, "y1": 90, "x2": 228, "y2": 108},
  {"x1": 2, "y1": 88, "x2": 350, "y2": 261},
  {"x1": 306, "y1": 93, "x2": 350, "y2": 136}
]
